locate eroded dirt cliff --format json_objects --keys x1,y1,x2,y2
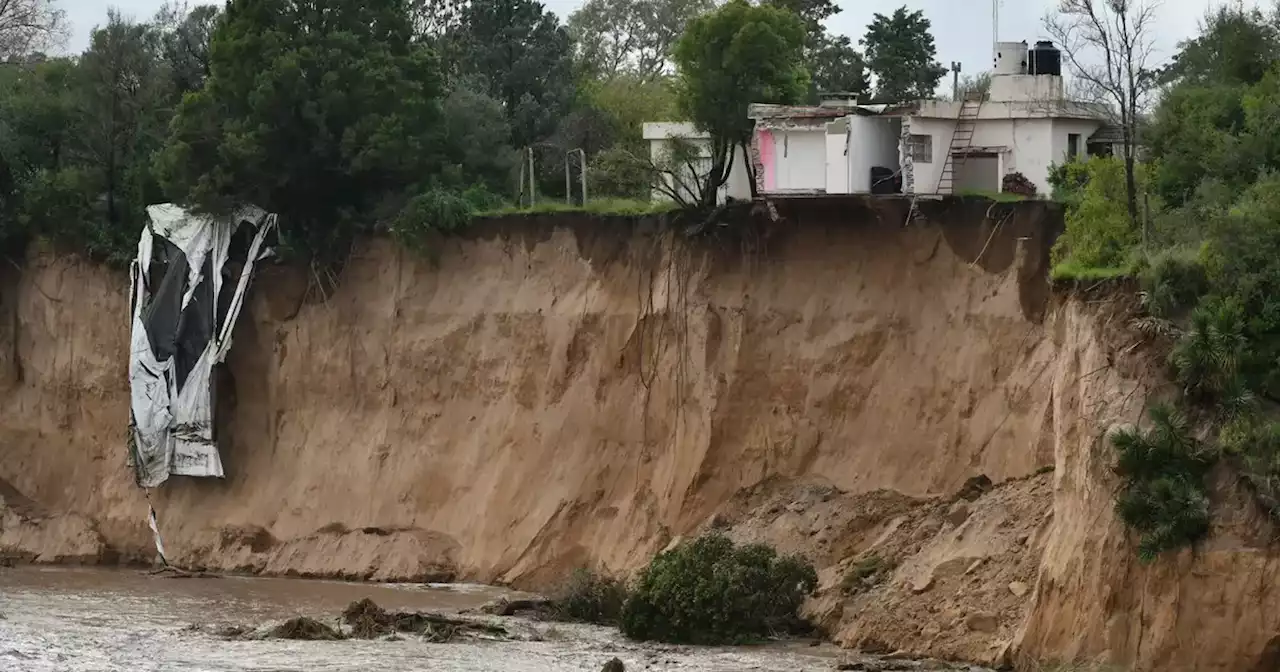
[{"x1": 1, "y1": 197, "x2": 1276, "y2": 670}]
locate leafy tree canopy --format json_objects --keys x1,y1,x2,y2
[
  {"x1": 156, "y1": 0, "x2": 445, "y2": 266},
  {"x1": 568, "y1": 0, "x2": 715, "y2": 82},
  {"x1": 154, "y1": 2, "x2": 221, "y2": 95},
  {"x1": 673, "y1": 0, "x2": 806, "y2": 144},
  {"x1": 807, "y1": 33, "x2": 868, "y2": 99},
  {"x1": 1160, "y1": 6, "x2": 1279, "y2": 86},
  {"x1": 672, "y1": 0, "x2": 807, "y2": 203},
  {"x1": 861, "y1": 6, "x2": 945, "y2": 102},
  {"x1": 448, "y1": 0, "x2": 575, "y2": 149}
]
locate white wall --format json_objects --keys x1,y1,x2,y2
[
  {"x1": 646, "y1": 136, "x2": 752, "y2": 203},
  {"x1": 989, "y1": 74, "x2": 1065, "y2": 103},
  {"x1": 906, "y1": 116, "x2": 1068, "y2": 195},
  {"x1": 825, "y1": 119, "x2": 849, "y2": 194},
  {"x1": 772, "y1": 128, "x2": 826, "y2": 191},
  {"x1": 1051, "y1": 118, "x2": 1103, "y2": 166},
  {"x1": 846, "y1": 116, "x2": 901, "y2": 193}
]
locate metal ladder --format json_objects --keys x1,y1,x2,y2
[{"x1": 935, "y1": 94, "x2": 983, "y2": 194}]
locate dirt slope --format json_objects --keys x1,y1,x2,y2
[{"x1": 1, "y1": 197, "x2": 1277, "y2": 670}]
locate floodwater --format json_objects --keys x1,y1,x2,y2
[{"x1": 0, "y1": 566, "x2": 847, "y2": 672}]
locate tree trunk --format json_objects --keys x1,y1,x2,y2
[{"x1": 741, "y1": 141, "x2": 758, "y2": 198}]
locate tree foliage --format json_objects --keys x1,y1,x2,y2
[
  {"x1": 808, "y1": 34, "x2": 868, "y2": 99},
  {"x1": 0, "y1": 11, "x2": 176, "y2": 265},
  {"x1": 0, "y1": 0, "x2": 66, "y2": 59},
  {"x1": 568, "y1": 0, "x2": 714, "y2": 82},
  {"x1": 1111, "y1": 405, "x2": 1215, "y2": 562},
  {"x1": 156, "y1": 0, "x2": 445, "y2": 266},
  {"x1": 1050, "y1": 156, "x2": 1148, "y2": 270},
  {"x1": 448, "y1": 0, "x2": 574, "y2": 150},
  {"x1": 1160, "y1": 6, "x2": 1280, "y2": 86},
  {"x1": 1045, "y1": 0, "x2": 1158, "y2": 234},
  {"x1": 154, "y1": 3, "x2": 221, "y2": 95},
  {"x1": 620, "y1": 533, "x2": 817, "y2": 644},
  {"x1": 671, "y1": 0, "x2": 807, "y2": 205},
  {"x1": 861, "y1": 7, "x2": 945, "y2": 102}
]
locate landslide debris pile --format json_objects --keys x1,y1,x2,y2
[{"x1": 209, "y1": 598, "x2": 510, "y2": 642}]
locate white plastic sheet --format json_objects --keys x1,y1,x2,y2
[{"x1": 128, "y1": 204, "x2": 276, "y2": 488}]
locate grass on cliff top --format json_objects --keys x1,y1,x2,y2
[
  {"x1": 476, "y1": 198, "x2": 678, "y2": 218},
  {"x1": 1050, "y1": 259, "x2": 1135, "y2": 282},
  {"x1": 955, "y1": 188, "x2": 1030, "y2": 203}
]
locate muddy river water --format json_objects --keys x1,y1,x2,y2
[{"x1": 0, "y1": 566, "x2": 854, "y2": 672}]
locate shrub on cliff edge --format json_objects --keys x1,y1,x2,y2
[
  {"x1": 1112, "y1": 404, "x2": 1216, "y2": 561},
  {"x1": 619, "y1": 533, "x2": 817, "y2": 644}
]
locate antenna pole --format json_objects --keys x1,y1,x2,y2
[{"x1": 992, "y1": 0, "x2": 998, "y2": 67}]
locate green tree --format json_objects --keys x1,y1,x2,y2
[
  {"x1": 568, "y1": 0, "x2": 715, "y2": 82},
  {"x1": 448, "y1": 0, "x2": 574, "y2": 150},
  {"x1": 763, "y1": 0, "x2": 837, "y2": 37},
  {"x1": 0, "y1": 0, "x2": 67, "y2": 59},
  {"x1": 0, "y1": 58, "x2": 80, "y2": 246},
  {"x1": 2, "y1": 12, "x2": 173, "y2": 264},
  {"x1": 620, "y1": 534, "x2": 817, "y2": 644},
  {"x1": 762, "y1": 0, "x2": 867, "y2": 101},
  {"x1": 1051, "y1": 156, "x2": 1150, "y2": 270},
  {"x1": 439, "y1": 80, "x2": 520, "y2": 194},
  {"x1": 808, "y1": 34, "x2": 868, "y2": 99},
  {"x1": 154, "y1": 3, "x2": 221, "y2": 95},
  {"x1": 672, "y1": 0, "x2": 807, "y2": 205},
  {"x1": 156, "y1": 0, "x2": 445, "y2": 267},
  {"x1": 573, "y1": 75, "x2": 679, "y2": 198},
  {"x1": 1147, "y1": 83, "x2": 1246, "y2": 205},
  {"x1": 76, "y1": 12, "x2": 171, "y2": 240},
  {"x1": 1160, "y1": 6, "x2": 1279, "y2": 86},
  {"x1": 1045, "y1": 0, "x2": 1158, "y2": 241},
  {"x1": 861, "y1": 7, "x2": 945, "y2": 102}
]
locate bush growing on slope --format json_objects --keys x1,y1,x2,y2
[
  {"x1": 1139, "y1": 247, "x2": 1210, "y2": 319},
  {"x1": 1169, "y1": 297, "x2": 1249, "y2": 404},
  {"x1": 1111, "y1": 405, "x2": 1216, "y2": 562},
  {"x1": 1220, "y1": 418, "x2": 1280, "y2": 521},
  {"x1": 548, "y1": 568, "x2": 629, "y2": 625},
  {"x1": 620, "y1": 533, "x2": 817, "y2": 644}
]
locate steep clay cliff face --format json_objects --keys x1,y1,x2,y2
[{"x1": 1, "y1": 198, "x2": 1276, "y2": 670}]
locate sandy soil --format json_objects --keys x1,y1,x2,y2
[{"x1": 2, "y1": 197, "x2": 1279, "y2": 670}]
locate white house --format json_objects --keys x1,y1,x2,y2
[
  {"x1": 747, "y1": 40, "x2": 1110, "y2": 198},
  {"x1": 640, "y1": 122, "x2": 753, "y2": 204}
]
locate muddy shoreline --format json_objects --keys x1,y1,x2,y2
[{"x1": 0, "y1": 565, "x2": 994, "y2": 672}]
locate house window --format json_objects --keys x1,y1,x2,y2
[
  {"x1": 1067, "y1": 133, "x2": 1081, "y2": 159},
  {"x1": 908, "y1": 134, "x2": 932, "y2": 163}
]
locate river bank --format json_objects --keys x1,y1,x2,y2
[{"x1": 0, "y1": 565, "x2": 994, "y2": 672}]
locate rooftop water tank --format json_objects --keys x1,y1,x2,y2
[
  {"x1": 1028, "y1": 40, "x2": 1062, "y2": 77},
  {"x1": 993, "y1": 41, "x2": 1028, "y2": 75}
]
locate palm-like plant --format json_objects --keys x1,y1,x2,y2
[
  {"x1": 1169, "y1": 298, "x2": 1248, "y2": 403},
  {"x1": 1111, "y1": 404, "x2": 1215, "y2": 561}
]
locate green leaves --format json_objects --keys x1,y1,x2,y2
[
  {"x1": 620, "y1": 533, "x2": 817, "y2": 644},
  {"x1": 157, "y1": 0, "x2": 446, "y2": 266},
  {"x1": 1050, "y1": 156, "x2": 1150, "y2": 271},
  {"x1": 1111, "y1": 405, "x2": 1215, "y2": 562},
  {"x1": 673, "y1": 0, "x2": 807, "y2": 144},
  {"x1": 448, "y1": 0, "x2": 574, "y2": 150},
  {"x1": 1169, "y1": 297, "x2": 1249, "y2": 404},
  {"x1": 861, "y1": 7, "x2": 946, "y2": 102},
  {"x1": 668, "y1": 0, "x2": 806, "y2": 204}
]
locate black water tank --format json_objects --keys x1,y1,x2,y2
[{"x1": 1028, "y1": 40, "x2": 1061, "y2": 76}]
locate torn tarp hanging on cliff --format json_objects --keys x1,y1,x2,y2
[{"x1": 128, "y1": 204, "x2": 277, "y2": 488}]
